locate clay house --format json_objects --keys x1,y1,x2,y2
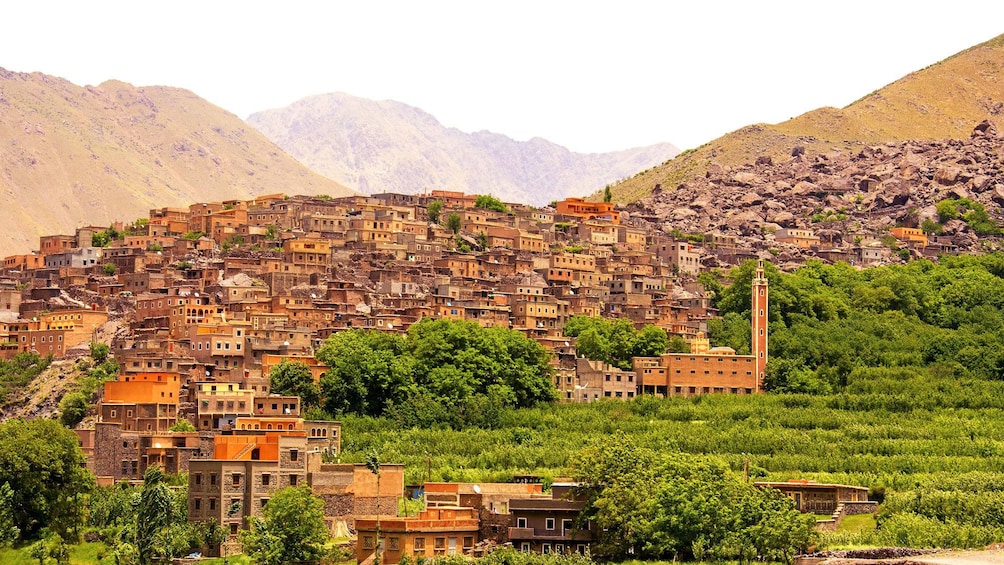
[
  {"x1": 355, "y1": 507, "x2": 480, "y2": 563},
  {"x1": 889, "y1": 227, "x2": 928, "y2": 249},
  {"x1": 635, "y1": 261, "x2": 769, "y2": 396},
  {"x1": 508, "y1": 483, "x2": 597, "y2": 555},
  {"x1": 562, "y1": 358, "x2": 637, "y2": 402},
  {"x1": 650, "y1": 239, "x2": 702, "y2": 275},
  {"x1": 775, "y1": 228, "x2": 820, "y2": 249},
  {"x1": 754, "y1": 480, "x2": 870, "y2": 514},
  {"x1": 556, "y1": 198, "x2": 620, "y2": 224}
]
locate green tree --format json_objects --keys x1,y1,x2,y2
[
  {"x1": 239, "y1": 485, "x2": 329, "y2": 565},
  {"x1": 135, "y1": 466, "x2": 174, "y2": 565},
  {"x1": 58, "y1": 392, "x2": 89, "y2": 428},
  {"x1": 0, "y1": 482, "x2": 18, "y2": 547},
  {"x1": 427, "y1": 200, "x2": 443, "y2": 223},
  {"x1": 0, "y1": 419, "x2": 93, "y2": 541},
  {"x1": 474, "y1": 194, "x2": 507, "y2": 213},
  {"x1": 667, "y1": 335, "x2": 691, "y2": 353},
  {"x1": 90, "y1": 342, "x2": 110, "y2": 364},
  {"x1": 269, "y1": 359, "x2": 321, "y2": 409},
  {"x1": 603, "y1": 185, "x2": 613, "y2": 203},
  {"x1": 102, "y1": 263, "x2": 117, "y2": 276},
  {"x1": 317, "y1": 330, "x2": 414, "y2": 417},
  {"x1": 446, "y1": 212, "x2": 462, "y2": 235},
  {"x1": 169, "y1": 419, "x2": 196, "y2": 432}
]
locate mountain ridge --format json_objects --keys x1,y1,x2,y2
[
  {"x1": 607, "y1": 33, "x2": 1004, "y2": 204},
  {"x1": 247, "y1": 92, "x2": 678, "y2": 205},
  {"x1": 0, "y1": 69, "x2": 356, "y2": 257}
]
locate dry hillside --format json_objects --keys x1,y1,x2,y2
[
  {"x1": 247, "y1": 92, "x2": 678, "y2": 206},
  {"x1": 0, "y1": 69, "x2": 356, "y2": 257},
  {"x1": 609, "y1": 33, "x2": 1004, "y2": 204}
]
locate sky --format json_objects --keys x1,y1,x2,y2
[{"x1": 3, "y1": 2, "x2": 1003, "y2": 153}]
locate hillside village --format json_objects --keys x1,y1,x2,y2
[{"x1": 0, "y1": 118, "x2": 1002, "y2": 557}]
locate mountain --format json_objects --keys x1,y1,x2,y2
[
  {"x1": 246, "y1": 92, "x2": 678, "y2": 206},
  {"x1": 609, "y1": 33, "x2": 1004, "y2": 204},
  {"x1": 0, "y1": 69, "x2": 356, "y2": 257}
]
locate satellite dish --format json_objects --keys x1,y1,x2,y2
[{"x1": 472, "y1": 484, "x2": 481, "y2": 494}]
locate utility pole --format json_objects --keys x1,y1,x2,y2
[{"x1": 366, "y1": 451, "x2": 382, "y2": 565}]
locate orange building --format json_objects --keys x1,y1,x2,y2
[
  {"x1": 355, "y1": 507, "x2": 480, "y2": 563},
  {"x1": 889, "y1": 226, "x2": 928, "y2": 248},
  {"x1": 556, "y1": 198, "x2": 620, "y2": 224},
  {"x1": 636, "y1": 260, "x2": 769, "y2": 395}
]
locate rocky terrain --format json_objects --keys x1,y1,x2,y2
[
  {"x1": 0, "y1": 69, "x2": 356, "y2": 257},
  {"x1": 625, "y1": 121, "x2": 1004, "y2": 259},
  {"x1": 247, "y1": 92, "x2": 678, "y2": 205},
  {"x1": 610, "y1": 34, "x2": 1004, "y2": 204}
]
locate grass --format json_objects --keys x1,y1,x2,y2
[
  {"x1": 0, "y1": 541, "x2": 110, "y2": 565},
  {"x1": 838, "y1": 514, "x2": 877, "y2": 536}
]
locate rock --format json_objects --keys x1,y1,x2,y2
[
  {"x1": 791, "y1": 146, "x2": 805, "y2": 157},
  {"x1": 738, "y1": 192, "x2": 763, "y2": 206},
  {"x1": 770, "y1": 211, "x2": 797, "y2": 227},
  {"x1": 992, "y1": 184, "x2": 1004, "y2": 206},
  {"x1": 791, "y1": 181, "x2": 817, "y2": 196},
  {"x1": 755, "y1": 156, "x2": 773, "y2": 166},
  {"x1": 732, "y1": 172, "x2": 760, "y2": 186},
  {"x1": 935, "y1": 165, "x2": 961, "y2": 185},
  {"x1": 972, "y1": 119, "x2": 998, "y2": 138},
  {"x1": 948, "y1": 185, "x2": 972, "y2": 200}
]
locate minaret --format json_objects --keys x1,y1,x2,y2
[{"x1": 751, "y1": 260, "x2": 769, "y2": 391}]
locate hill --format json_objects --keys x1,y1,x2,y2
[
  {"x1": 246, "y1": 92, "x2": 678, "y2": 206},
  {"x1": 609, "y1": 33, "x2": 1004, "y2": 204},
  {"x1": 0, "y1": 69, "x2": 356, "y2": 257}
]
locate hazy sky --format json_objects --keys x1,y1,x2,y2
[{"x1": 3, "y1": 2, "x2": 1002, "y2": 153}]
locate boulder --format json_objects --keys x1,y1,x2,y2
[{"x1": 935, "y1": 165, "x2": 962, "y2": 185}]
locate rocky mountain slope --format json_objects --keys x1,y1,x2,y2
[
  {"x1": 625, "y1": 120, "x2": 1004, "y2": 260},
  {"x1": 0, "y1": 69, "x2": 356, "y2": 257},
  {"x1": 610, "y1": 33, "x2": 1004, "y2": 204},
  {"x1": 247, "y1": 92, "x2": 678, "y2": 206}
]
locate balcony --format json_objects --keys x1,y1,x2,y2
[{"x1": 507, "y1": 527, "x2": 591, "y2": 541}]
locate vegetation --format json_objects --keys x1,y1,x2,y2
[
  {"x1": 935, "y1": 197, "x2": 1001, "y2": 235},
  {"x1": 427, "y1": 199, "x2": 443, "y2": 223},
  {"x1": 573, "y1": 434, "x2": 814, "y2": 561},
  {"x1": 269, "y1": 359, "x2": 320, "y2": 410},
  {"x1": 0, "y1": 353, "x2": 51, "y2": 404},
  {"x1": 315, "y1": 319, "x2": 556, "y2": 425},
  {"x1": 474, "y1": 194, "x2": 508, "y2": 214},
  {"x1": 446, "y1": 212, "x2": 462, "y2": 235},
  {"x1": 0, "y1": 419, "x2": 93, "y2": 541},
  {"x1": 563, "y1": 317, "x2": 668, "y2": 370},
  {"x1": 239, "y1": 485, "x2": 329, "y2": 565}
]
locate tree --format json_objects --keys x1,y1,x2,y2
[
  {"x1": 474, "y1": 194, "x2": 507, "y2": 213},
  {"x1": 0, "y1": 419, "x2": 93, "y2": 541},
  {"x1": 427, "y1": 200, "x2": 443, "y2": 223},
  {"x1": 135, "y1": 466, "x2": 174, "y2": 565},
  {"x1": 169, "y1": 419, "x2": 196, "y2": 432},
  {"x1": 103, "y1": 263, "x2": 117, "y2": 276},
  {"x1": 572, "y1": 434, "x2": 814, "y2": 562},
  {"x1": 90, "y1": 342, "x2": 110, "y2": 364},
  {"x1": 0, "y1": 482, "x2": 18, "y2": 547},
  {"x1": 446, "y1": 212, "x2": 462, "y2": 235},
  {"x1": 603, "y1": 185, "x2": 613, "y2": 203},
  {"x1": 59, "y1": 392, "x2": 89, "y2": 428},
  {"x1": 239, "y1": 485, "x2": 329, "y2": 565},
  {"x1": 269, "y1": 359, "x2": 320, "y2": 409},
  {"x1": 317, "y1": 330, "x2": 414, "y2": 417}
]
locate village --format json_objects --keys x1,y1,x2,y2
[{"x1": 0, "y1": 190, "x2": 900, "y2": 559}]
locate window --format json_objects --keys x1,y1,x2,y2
[
  {"x1": 516, "y1": 517, "x2": 527, "y2": 528},
  {"x1": 463, "y1": 536, "x2": 474, "y2": 549},
  {"x1": 209, "y1": 498, "x2": 216, "y2": 511},
  {"x1": 562, "y1": 519, "x2": 573, "y2": 533},
  {"x1": 261, "y1": 473, "x2": 270, "y2": 486},
  {"x1": 290, "y1": 474, "x2": 298, "y2": 486},
  {"x1": 521, "y1": 543, "x2": 531, "y2": 552},
  {"x1": 232, "y1": 473, "x2": 241, "y2": 485},
  {"x1": 230, "y1": 523, "x2": 239, "y2": 535},
  {"x1": 543, "y1": 544, "x2": 552, "y2": 554},
  {"x1": 546, "y1": 518, "x2": 555, "y2": 530},
  {"x1": 210, "y1": 474, "x2": 218, "y2": 486},
  {"x1": 362, "y1": 536, "x2": 374, "y2": 550},
  {"x1": 414, "y1": 537, "x2": 425, "y2": 551},
  {"x1": 388, "y1": 537, "x2": 400, "y2": 551},
  {"x1": 194, "y1": 474, "x2": 202, "y2": 485},
  {"x1": 290, "y1": 449, "x2": 298, "y2": 462},
  {"x1": 194, "y1": 498, "x2": 201, "y2": 510}
]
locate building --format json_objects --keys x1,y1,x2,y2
[
  {"x1": 556, "y1": 198, "x2": 620, "y2": 224},
  {"x1": 508, "y1": 483, "x2": 596, "y2": 555},
  {"x1": 754, "y1": 481, "x2": 870, "y2": 514},
  {"x1": 636, "y1": 260, "x2": 768, "y2": 396},
  {"x1": 355, "y1": 507, "x2": 480, "y2": 563}
]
